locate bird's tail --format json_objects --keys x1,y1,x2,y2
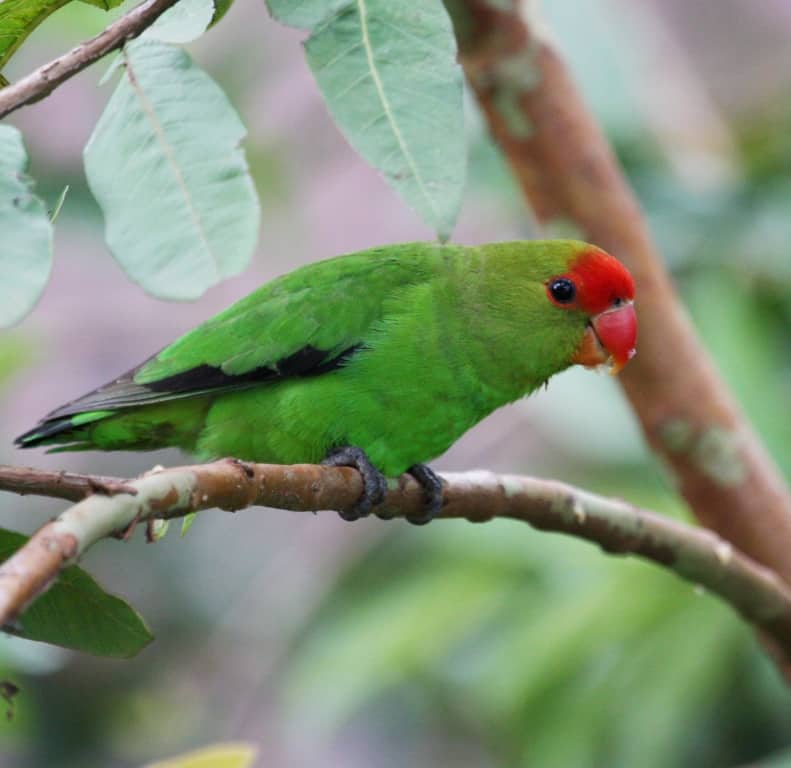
[
  {"x1": 15, "y1": 398, "x2": 208, "y2": 453},
  {"x1": 15, "y1": 410, "x2": 113, "y2": 451}
]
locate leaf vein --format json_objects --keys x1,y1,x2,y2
[
  {"x1": 122, "y1": 48, "x2": 216, "y2": 279},
  {"x1": 313, "y1": 39, "x2": 364, "y2": 74},
  {"x1": 355, "y1": 0, "x2": 440, "y2": 227}
]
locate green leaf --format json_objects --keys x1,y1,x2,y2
[
  {"x1": 180, "y1": 512, "x2": 198, "y2": 537},
  {"x1": 84, "y1": 40, "x2": 260, "y2": 300},
  {"x1": 210, "y1": 0, "x2": 233, "y2": 27},
  {"x1": 0, "y1": 0, "x2": 123, "y2": 75},
  {"x1": 266, "y1": 0, "x2": 348, "y2": 29},
  {"x1": 271, "y1": 0, "x2": 466, "y2": 240},
  {"x1": 0, "y1": 529, "x2": 153, "y2": 658},
  {"x1": 0, "y1": 0, "x2": 70, "y2": 74},
  {"x1": 142, "y1": 0, "x2": 214, "y2": 44},
  {"x1": 210, "y1": 0, "x2": 235, "y2": 26},
  {"x1": 147, "y1": 742, "x2": 258, "y2": 768},
  {"x1": 77, "y1": 0, "x2": 125, "y2": 8},
  {"x1": 0, "y1": 125, "x2": 53, "y2": 327}
]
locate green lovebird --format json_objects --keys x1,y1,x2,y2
[{"x1": 16, "y1": 240, "x2": 637, "y2": 523}]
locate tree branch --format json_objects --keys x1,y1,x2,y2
[
  {"x1": 0, "y1": 464, "x2": 133, "y2": 502},
  {"x1": 0, "y1": 0, "x2": 182, "y2": 120},
  {"x1": 2, "y1": 460, "x2": 791, "y2": 665},
  {"x1": 448, "y1": 1, "x2": 791, "y2": 581}
]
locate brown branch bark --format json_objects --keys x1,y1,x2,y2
[
  {"x1": 2, "y1": 461, "x2": 791, "y2": 666},
  {"x1": 448, "y1": 1, "x2": 791, "y2": 581},
  {"x1": 0, "y1": 465, "x2": 133, "y2": 502},
  {"x1": 0, "y1": 0, "x2": 182, "y2": 120}
]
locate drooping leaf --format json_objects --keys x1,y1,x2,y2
[
  {"x1": 147, "y1": 742, "x2": 258, "y2": 768},
  {"x1": 269, "y1": 0, "x2": 466, "y2": 240},
  {"x1": 142, "y1": 0, "x2": 215, "y2": 44},
  {"x1": 84, "y1": 40, "x2": 260, "y2": 300},
  {"x1": 0, "y1": 125, "x2": 53, "y2": 327},
  {"x1": 0, "y1": 529, "x2": 153, "y2": 658}
]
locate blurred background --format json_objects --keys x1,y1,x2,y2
[{"x1": 1, "y1": 0, "x2": 791, "y2": 765}]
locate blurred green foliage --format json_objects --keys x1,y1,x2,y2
[
  {"x1": 285, "y1": 523, "x2": 791, "y2": 767},
  {"x1": 147, "y1": 742, "x2": 257, "y2": 767},
  {"x1": 0, "y1": 336, "x2": 32, "y2": 391}
]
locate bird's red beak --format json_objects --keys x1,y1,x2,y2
[{"x1": 572, "y1": 302, "x2": 637, "y2": 375}]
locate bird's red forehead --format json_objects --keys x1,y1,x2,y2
[{"x1": 565, "y1": 247, "x2": 635, "y2": 314}]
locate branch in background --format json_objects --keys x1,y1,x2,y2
[
  {"x1": 0, "y1": 0, "x2": 182, "y2": 120},
  {"x1": 0, "y1": 465, "x2": 134, "y2": 502},
  {"x1": 2, "y1": 460, "x2": 791, "y2": 665},
  {"x1": 449, "y1": 1, "x2": 791, "y2": 582}
]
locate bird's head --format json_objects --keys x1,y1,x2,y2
[
  {"x1": 544, "y1": 242, "x2": 637, "y2": 375},
  {"x1": 472, "y1": 239, "x2": 637, "y2": 384}
]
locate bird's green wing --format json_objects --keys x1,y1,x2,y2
[{"x1": 44, "y1": 244, "x2": 444, "y2": 420}]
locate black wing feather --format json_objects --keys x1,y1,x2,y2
[{"x1": 32, "y1": 343, "x2": 363, "y2": 424}]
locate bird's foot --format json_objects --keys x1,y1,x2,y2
[
  {"x1": 404, "y1": 464, "x2": 444, "y2": 525},
  {"x1": 321, "y1": 446, "x2": 388, "y2": 521}
]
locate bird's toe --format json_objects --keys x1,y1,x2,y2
[
  {"x1": 405, "y1": 463, "x2": 444, "y2": 525},
  {"x1": 322, "y1": 445, "x2": 387, "y2": 521}
]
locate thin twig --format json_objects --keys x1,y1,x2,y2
[
  {"x1": 0, "y1": 465, "x2": 132, "y2": 502},
  {"x1": 448, "y1": 1, "x2": 791, "y2": 582},
  {"x1": 2, "y1": 460, "x2": 791, "y2": 663},
  {"x1": 0, "y1": 0, "x2": 182, "y2": 120}
]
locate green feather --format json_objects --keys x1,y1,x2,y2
[{"x1": 16, "y1": 240, "x2": 593, "y2": 475}]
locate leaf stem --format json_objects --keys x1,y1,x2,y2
[{"x1": 0, "y1": 0, "x2": 182, "y2": 119}]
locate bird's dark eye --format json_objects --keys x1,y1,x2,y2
[{"x1": 548, "y1": 278, "x2": 576, "y2": 304}]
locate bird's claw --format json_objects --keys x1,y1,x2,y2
[
  {"x1": 404, "y1": 463, "x2": 444, "y2": 525},
  {"x1": 321, "y1": 446, "x2": 388, "y2": 521},
  {"x1": 320, "y1": 448, "x2": 443, "y2": 525}
]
